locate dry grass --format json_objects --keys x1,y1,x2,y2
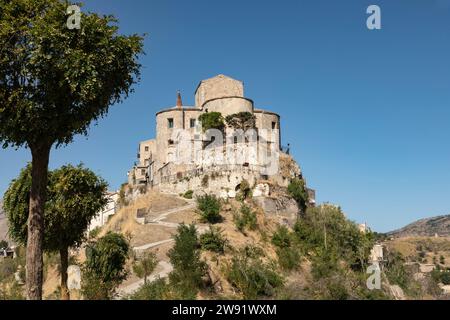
[{"x1": 386, "y1": 236, "x2": 450, "y2": 267}]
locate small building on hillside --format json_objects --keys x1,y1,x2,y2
[{"x1": 88, "y1": 192, "x2": 119, "y2": 231}]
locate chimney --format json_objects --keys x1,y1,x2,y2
[{"x1": 176, "y1": 90, "x2": 183, "y2": 108}]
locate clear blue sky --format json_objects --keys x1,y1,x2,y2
[{"x1": 1, "y1": 0, "x2": 450, "y2": 232}]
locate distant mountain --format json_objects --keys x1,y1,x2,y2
[{"x1": 387, "y1": 214, "x2": 450, "y2": 238}]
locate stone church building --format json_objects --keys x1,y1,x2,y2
[{"x1": 128, "y1": 74, "x2": 310, "y2": 199}]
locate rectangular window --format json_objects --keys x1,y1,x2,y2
[
  {"x1": 190, "y1": 118, "x2": 196, "y2": 128},
  {"x1": 144, "y1": 146, "x2": 149, "y2": 152},
  {"x1": 168, "y1": 118, "x2": 174, "y2": 128},
  {"x1": 168, "y1": 139, "x2": 174, "y2": 146},
  {"x1": 141, "y1": 169, "x2": 145, "y2": 175},
  {"x1": 272, "y1": 121, "x2": 276, "y2": 130}
]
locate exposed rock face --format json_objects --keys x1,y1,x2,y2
[{"x1": 254, "y1": 196, "x2": 299, "y2": 226}]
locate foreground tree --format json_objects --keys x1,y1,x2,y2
[
  {"x1": 3, "y1": 164, "x2": 108, "y2": 299},
  {"x1": 0, "y1": 0, "x2": 143, "y2": 299},
  {"x1": 82, "y1": 232, "x2": 129, "y2": 300},
  {"x1": 132, "y1": 251, "x2": 158, "y2": 285},
  {"x1": 168, "y1": 224, "x2": 206, "y2": 299}
]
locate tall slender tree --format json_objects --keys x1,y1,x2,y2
[
  {"x1": 3, "y1": 164, "x2": 109, "y2": 300},
  {"x1": 0, "y1": 0, "x2": 143, "y2": 299}
]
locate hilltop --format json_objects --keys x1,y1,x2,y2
[{"x1": 388, "y1": 215, "x2": 450, "y2": 238}]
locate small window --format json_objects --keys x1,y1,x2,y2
[
  {"x1": 144, "y1": 146, "x2": 149, "y2": 152},
  {"x1": 234, "y1": 136, "x2": 238, "y2": 144},
  {"x1": 190, "y1": 118, "x2": 196, "y2": 128},
  {"x1": 272, "y1": 121, "x2": 277, "y2": 130},
  {"x1": 141, "y1": 169, "x2": 145, "y2": 175},
  {"x1": 168, "y1": 118, "x2": 174, "y2": 128},
  {"x1": 168, "y1": 139, "x2": 174, "y2": 146}
]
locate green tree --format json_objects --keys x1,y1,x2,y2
[
  {"x1": 168, "y1": 224, "x2": 206, "y2": 299},
  {"x1": 225, "y1": 112, "x2": 256, "y2": 130},
  {"x1": 199, "y1": 226, "x2": 228, "y2": 254},
  {"x1": 132, "y1": 251, "x2": 158, "y2": 285},
  {"x1": 198, "y1": 112, "x2": 225, "y2": 132},
  {"x1": 82, "y1": 232, "x2": 129, "y2": 300},
  {"x1": 0, "y1": 0, "x2": 143, "y2": 299},
  {"x1": 196, "y1": 194, "x2": 222, "y2": 224},
  {"x1": 3, "y1": 164, "x2": 108, "y2": 300},
  {"x1": 287, "y1": 178, "x2": 309, "y2": 213}
]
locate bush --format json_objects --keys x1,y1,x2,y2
[
  {"x1": 271, "y1": 226, "x2": 292, "y2": 248},
  {"x1": 276, "y1": 247, "x2": 301, "y2": 271},
  {"x1": 89, "y1": 227, "x2": 101, "y2": 239},
  {"x1": 199, "y1": 226, "x2": 228, "y2": 254},
  {"x1": 287, "y1": 178, "x2": 309, "y2": 213},
  {"x1": 82, "y1": 232, "x2": 129, "y2": 300},
  {"x1": 196, "y1": 194, "x2": 222, "y2": 224},
  {"x1": 227, "y1": 250, "x2": 283, "y2": 299},
  {"x1": 133, "y1": 251, "x2": 158, "y2": 284},
  {"x1": 168, "y1": 224, "x2": 206, "y2": 299},
  {"x1": 129, "y1": 277, "x2": 169, "y2": 300},
  {"x1": 233, "y1": 204, "x2": 257, "y2": 232},
  {"x1": 198, "y1": 112, "x2": 225, "y2": 132},
  {"x1": 183, "y1": 190, "x2": 194, "y2": 199},
  {"x1": 236, "y1": 179, "x2": 252, "y2": 201}
]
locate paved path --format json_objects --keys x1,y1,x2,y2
[
  {"x1": 117, "y1": 261, "x2": 173, "y2": 297},
  {"x1": 118, "y1": 199, "x2": 208, "y2": 296}
]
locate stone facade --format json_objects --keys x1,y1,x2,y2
[{"x1": 128, "y1": 74, "x2": 307, "y2": 199}]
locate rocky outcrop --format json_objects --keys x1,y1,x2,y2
[{"x1": 254, "y1": 195, "x2": 299, "y2": 226}]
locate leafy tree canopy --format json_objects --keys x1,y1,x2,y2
[
  {"x1": 3, "y1": 163, "x2": 108, "y2": 250},
  {"x1": 0, "y1": 0, "x2": 144, "y2": 149},
  {"x1": 198, "y1": 112, "x2": 225, "y2": 133},
  {"x1": 225, "y1": 112, "x2": 256, "y2": 130}
]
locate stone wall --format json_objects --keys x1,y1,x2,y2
[{"x1": 195, "y1": 74, "x2": 244, "y2": 107}]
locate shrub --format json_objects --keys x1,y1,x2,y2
[
  {"x1": 129, "y1": 277, "x2": 169, "y2": 300},
  {"x1": 441, "y1": 272, "x2": 450, "y2": 285},
  {"x1": 199, "y1": 226, "x2": 228, "y2": 254},
  {"x1": 225, "y1": 112, "x2": 256, "y2": 130},
  {"x1": 133, "y1": 251, "x2": 158, "y2": 284},
  {"x1": 89, "y1": 227, "x2": 101, "y2": 239},
  {"x1": 271, "y1": 226, "x2": 292, "y2": 248},
  {"x1": 227, "y1": 250, "x2": 283, "y2": 299},
  {"x1": 196, "y1": 194, "x2": 222, "y2": 224},
  {"x1": 233, "y1": 204, "x2": 257, "y2": 232},
  {"x1": 183, "y1": 190, "x2": 194, "y2": 199},
  {"x1": 198, "y1": 112, "x2": 225, "y2": 132},
  {"x1": 440, "y1": 255, "x2": 445, "y2": 265},
  {"x1": 82, "y1": 232, "x2": 129, "y2": 300},
  {"x1": 236, "y1": 179, "x2": 252, "y2": 201},
  {"x1": 287, "y1": 178, "x2": 309, "y2": 213},
  {"x1": 168, "y1": 224, "x2": 206, "y2": 299},
  {"x1": 276, "y1": 247, "x2": 301, "y2": 271}
]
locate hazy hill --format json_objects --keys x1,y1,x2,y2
[{"x1": 388, "y1": 214, "x2": 450, "y2": 238}]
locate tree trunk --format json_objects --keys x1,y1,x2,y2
[
  {"x1": 60, "y1": 247, "x2": 70, "y2": 300},
  {"x1": 26, "y1": 144, "x2": 51, "y2": 300}
]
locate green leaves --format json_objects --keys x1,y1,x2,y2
[
  {"x1": 0, "y1": 0, "x2": 144, "y2": 149},
  {"x1": 3, "y1": 163, "x2": 109, "y2": 251}
]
